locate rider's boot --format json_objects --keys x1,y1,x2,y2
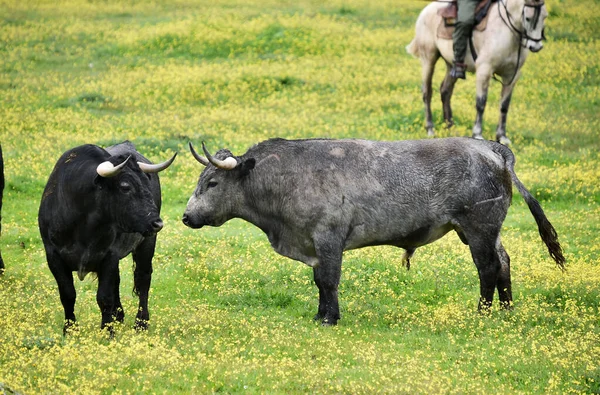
[{"x1": 450, "y1": 62, "x2": 467, "y2": 79}]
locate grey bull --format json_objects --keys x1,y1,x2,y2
[{"x1": 182, "y1": 137, "x2": 564, "y2": 325}]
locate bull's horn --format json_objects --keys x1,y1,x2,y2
[
  {"x1": 96, "y1": 155, "x2": 131, "y2": 178},
  {"x1": 201, "y1": 142, "x2": 238, "y2": 170},
  {"x1": 138, "y1": 152, "x2": 177, "y2": 173},
  {"x1": 189, "y1": 142, "x2": 209, "y2": 166}
]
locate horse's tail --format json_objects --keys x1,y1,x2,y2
[
  {"x1": 406, "y1": 3, "x2": 440, "y2": 59},
  {"x1": 406, "y1": 38, "x2": 420, "y2": 58},
  {"x1": 494, "y1": 144, "x2": 566, "y2": 270}
]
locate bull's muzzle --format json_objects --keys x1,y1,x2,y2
[
  {"x1": 151, "y1": 219, "x2": 164, "y2": 233},
  {"x1": 141, "y1": 218, "x2": 164, "y2": 237},
  {"x1": 181, "y1": 213, "x2": 202, "y2": 229}
]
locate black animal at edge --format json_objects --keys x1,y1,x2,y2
[{"x1": 0, "y1": 144, "x2": 4, "y2": 273}]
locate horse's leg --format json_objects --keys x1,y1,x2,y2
[
  {"x1": 441, "y1": 62, "x2": 458, "y2": 128},
  {"x1": 420, "y1": 54, "x2": 439, "y2": 137},
  {"x1": 472, "y1": 64, "x2": 493, "y2": 140},
  {"x1": 495, "y1": 76, "x2": 519, "y2": 145}
]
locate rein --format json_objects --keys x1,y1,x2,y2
[
  {"x1": 494, "y1": 0, "x2": 545, "y2": 86},
  {"x1": 499, "y1": 0, "x2": 545, "y2": 44}
]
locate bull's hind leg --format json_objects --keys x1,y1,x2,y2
[
  {"x1": 132, "y1": 236, "x2": 156, "y2": 331},
  {"x1": 441, "y1": 62, "x2": 458, "y2": 128},
  {"x1": 461, "y1": 228, "x2": 502, "y2": 313},
  {"x1": 496, "y1": 238, "x2": 513, "y2": 309},
  {"x1": 313, "y1": 237, "x2": 343, "y2": 325}
]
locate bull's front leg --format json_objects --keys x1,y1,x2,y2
[
  {"x1": 47, "y1": 250, "x2": 77, "y2": 335},
  {"x1": 96, "y1": 256, "x2": 121, "y2": 337},
  {"x1": 313, "y1": 240, "x2": 343, "y2": 326},
  {"x1": 472, "y1": 64, "x2": 493, "y2": 139},
  {"x1": 132, "y1": 236, "x2": 156, "y2": 331}
]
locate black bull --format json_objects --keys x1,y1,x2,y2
[
  {"x1": 183, "y1": 137, "x2": 564, "y2": 325},
  {"x1": 39, "y1": 141, "x2": 175, "y2": 335}
]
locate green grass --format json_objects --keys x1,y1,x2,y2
[{"x1": 0, "y1": 0, "x2": 599, "y2": 393}]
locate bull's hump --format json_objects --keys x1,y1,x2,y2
[{"x1": 329, "y1": 147, "x2": 345, "y2": 158}]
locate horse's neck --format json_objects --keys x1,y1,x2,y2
[{"x1": 500, "y1": 0, "x2": 525, "y2": 31}]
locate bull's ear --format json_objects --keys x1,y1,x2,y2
[
  {"x1": 239, "y1": 158, "x2": 255, "y2": 176},
  {"x1": 93, "y1": 175, "x2": 104, "y2": 189}
]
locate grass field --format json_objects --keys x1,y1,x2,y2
[{"x1": 1, "y1": 0, "x2": 599, "y2": 393}]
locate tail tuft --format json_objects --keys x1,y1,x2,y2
[
  {"x1": 529, "y1": 198, "x2": 566, "y2": 270},
  {"x1": 495, "y1": 143, "x2": 566, "y2": 270}
]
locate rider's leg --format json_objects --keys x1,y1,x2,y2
[{"x1": 451, "y1": 0, "x2": 479, "y2": 79}]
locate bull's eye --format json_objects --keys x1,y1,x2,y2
[
  {"x1": 207, "y1": 180, "x2": 218, "y2": 189},
  {"x1": 120, "y1": 181, "x2": 132, "y2": 193}
]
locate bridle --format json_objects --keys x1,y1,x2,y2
[
  {"x1": 499, "y1": 0, "x2": 546, "y2": 47},
  {"x1": 494, "y1": 0, "x2": 546, "y2": 85}
]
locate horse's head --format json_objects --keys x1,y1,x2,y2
[{"x1": 522, "y1": 0, "x2": 547, "y2": 52}]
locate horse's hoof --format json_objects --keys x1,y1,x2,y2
[
  {"x1": 427, "y1": 129, "x2": 435, "y2": 138},
  {"x1": 498, "y1": 136, "x2": 512, "y2": 146},
  {"x1": 473, "y1": 134, "x2": 485, "y2": 140}
]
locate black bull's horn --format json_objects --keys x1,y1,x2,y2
[
  {"x1": 96, "y1": 153, "x2": 177, "y2": 177},
  {"x1": 189, "y1": 142, "x2": 238, "y2": 170},
  {"x1": 138, "y1": 152, "x2": 177, "y2": 173}
]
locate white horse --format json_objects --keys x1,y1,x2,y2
[{"x1": 406, "y1": 0, "x2": 547, "y2": 144}]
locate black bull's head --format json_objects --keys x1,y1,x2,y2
[{"x1": 95, "y1": 151, "x2": 177, "y2": 236}]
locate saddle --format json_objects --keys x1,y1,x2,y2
[{"x1": 437, "y1": 0, "x2": 497, "y2": 40}]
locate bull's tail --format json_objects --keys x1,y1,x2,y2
[{"x1": 496, "y1": 145, "x2": 565, "y2": 270}]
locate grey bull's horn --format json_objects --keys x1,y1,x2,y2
[
  {"x1": 189, "y1": 142, "x2": 238, "y2": 170},
  {"x1": 138, "y1": 152, "x2": 178, "y2": 173},
  {"x1": 96, "y1": 155, "x2": 131, "y2": 177},
  {"x1": 189, "y1": 142, "x2": 209, "y2": 166},
  {"x1": 202, "y1": 142, "x2": 238, "y2": 170}
]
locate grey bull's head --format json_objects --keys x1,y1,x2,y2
[{"x1": 182, "y1": 142, "x2": 255, "y2": 229}]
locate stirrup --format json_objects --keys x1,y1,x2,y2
[{"x1": 450, "y1": 62, "x2": 467, "y2": 79}]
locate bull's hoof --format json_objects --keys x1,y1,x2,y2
[
  {"x1": 100, "y1": 321, "x2": 116, "y2": 339},
  {"x1": 499, "y1": 301, "x2": 514, "y2": 311},
  {"x1": 115, "y1": 308, "x2": 125, "y2": 323},
  {"x1": 321, "y1": 319, "x2": 338, "y2": 327},
  {"x1": 444, "y1": 119, "x2": 454, "y2": 129},
  {"x1": 63, "y1": 320, "x2": 79, "y2": 336},
  {"x1": 313, "y1": 313, "x2": 339, "y2": 326},
  {"x1": 477, "y1": 301, "x2": 493, "y2": 316},
  {"x1": 134, "y1": 318, "x2": 149, "y2": 331}
]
